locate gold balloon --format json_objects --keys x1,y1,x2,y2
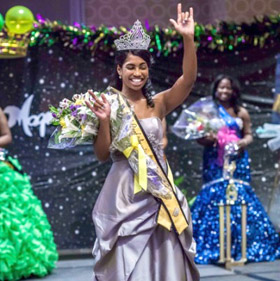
[{"x1": 5, "y1": 6, "x2": 34, "y2": 34}]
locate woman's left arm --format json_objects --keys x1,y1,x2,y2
[
  {"x1": 237, "y1": 107, "x2": 253, "y2": 150},
  {"x1": 0, "y1": 108, "x2": 12, "y2": 147},
  {"x1": 156, "y1": 4, "x2": 197, "y2": 116}
]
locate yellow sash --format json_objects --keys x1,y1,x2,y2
[{"x1": 115, "y1": 89, "x2": 189, "y2": 235}]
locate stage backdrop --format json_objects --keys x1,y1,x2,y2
[{"x1": 1, "y1": 41, "x2": 280, "y2": 250}]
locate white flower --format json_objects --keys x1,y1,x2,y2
[
  {"x1": 59, "y1": 116, "x2": 80, "y2": 142},
  {"x1": 72, "y1": 94, "x2": 82, "y2": 101},
  {"x1": 82, "y1": 124, "x2": 98, "y2": 138},
  {"x1": 59, "y1": 98, "x2": 72, "y2": 109}
]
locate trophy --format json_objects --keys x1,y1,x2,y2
[{"x1": 218, "y1": 143, "x2": 247, "y2": 268}]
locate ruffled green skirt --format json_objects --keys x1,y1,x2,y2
[{"x1": 0, "y1": 157, "x2": 58, "y2": 281}]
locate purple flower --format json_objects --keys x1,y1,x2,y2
[
  {"x1": 71, "y1": 110, "x2": 78, "y2": 117},
  {"x1": 78, "y1": 113, "x2": 87, "y2": 122},
  {"x1": 52, "y1": 113, "x2": 57, "y2": 118},
  {"x1": 70, "y1": 104, "x2": 81, "y2": 111},
  {"x1": 70, "y1": 104, "x2": 76, "y2": 111}
]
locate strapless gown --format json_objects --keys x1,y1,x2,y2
[{"x1": 92, "y1": 117, "x2": 199, "y2": 281}]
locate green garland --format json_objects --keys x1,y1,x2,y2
[{"x1": 29, "y1": 13, "x2": 280, "y2": 56}]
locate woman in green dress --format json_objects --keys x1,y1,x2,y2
[{"x1": 0, "y1": 107, "x2": 58, "y2": 281}]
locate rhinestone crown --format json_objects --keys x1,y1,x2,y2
[{"x1": 114, "y1": 20, "x2": 151, "y2": 51}]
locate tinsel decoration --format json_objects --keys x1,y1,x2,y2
[{"x1": 28, "y1": 13, "x2": 280, "y2": 56}]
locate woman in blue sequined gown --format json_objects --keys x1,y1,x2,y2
[{"x1": 191, "y1": 74, "x2": 280, "y2": 264}]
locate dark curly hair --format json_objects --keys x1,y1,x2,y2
[
  {"x1": 111, "y1": 50, "x2": 155, "y2": 108},
  {"x1": 211, "y1": 74, "x2": 241, "y2": 114}
]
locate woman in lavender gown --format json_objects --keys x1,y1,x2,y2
[{"x1": 86, "y1": 3, "x2": 200, "y2": 281}]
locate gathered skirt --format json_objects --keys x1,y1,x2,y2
[{"x1": 92, "y1": 159, "x2": 199, "y2": 281}]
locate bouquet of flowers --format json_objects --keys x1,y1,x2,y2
[
  {"x1": 48, "y1": 86, "x2": 175, "y2": 199},
  {"x1": 48, "y1": 88, "x2": 123, "y2": 149},
  {"x1": 172, "y1": 96, "x2": 225, "y2": 140}
]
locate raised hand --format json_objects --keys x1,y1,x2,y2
[
  {"x1": 169, "y1": 3, "x2": 194, "y2": 38},
  {"x1": 85, "y1": 90, "x2": 111, "y2": 121}
]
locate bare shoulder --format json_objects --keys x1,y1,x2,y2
[
  {"x1": 238, "y1": 106, "x2": 250, "y2": 120},
  {"x1": 153, "y1": 90, "x2": 166, "y2": 102}
]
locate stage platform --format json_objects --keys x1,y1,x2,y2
[{"x1": 27, "y1": 259, "x2": 280, "y2": 281}]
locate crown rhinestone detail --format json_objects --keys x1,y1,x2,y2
[{"x1": 114, "y1": 20, "x2": 151, "y2": 51}]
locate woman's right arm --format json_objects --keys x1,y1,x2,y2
[
  {"x1": 0, "y1": 108, "x2": 12, "y2": 147},
  {"x1": 85, "y1": 91, "x2": 111, "y2": 162},
  {"x1": 94, "y1": 118, "x2": 111, "y2": 161}
]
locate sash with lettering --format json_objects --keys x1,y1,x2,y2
[{"x1": 108, "y1": 86, "x2": 189, "y2": 235}]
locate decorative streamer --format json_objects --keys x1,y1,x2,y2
[{"x1": 26, "y1": 13, "x2": 280, "y2": 56}]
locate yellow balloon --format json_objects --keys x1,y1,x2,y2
[{"x1": 5, "y1": 6, "x2": 34, "y2": 34}]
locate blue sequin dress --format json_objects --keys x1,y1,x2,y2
[{"x1": 191, "y1": 105, "x2": 280, "y2": 264}]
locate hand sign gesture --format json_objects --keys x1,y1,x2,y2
[
  {"x1": 85, "y1": 90, "x2": 111, "y2": 121},
  {"x1": 169, "y1": 3, "x2": 194, "y2": 38}
]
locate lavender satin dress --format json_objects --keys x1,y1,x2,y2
[{"x1": 92, "y1": 117, "x2": 199, "y2": 281}]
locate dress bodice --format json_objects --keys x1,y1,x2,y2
[
  {"x1": 235, "y1": 117, "x2": 243, "y2": 130},
  {"x1": 139, "y1": 117, "x2": 164, "y2": 155}
]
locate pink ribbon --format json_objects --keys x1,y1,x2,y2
[{"x1": 217, "y1": 126, "x2": 240, "y2": 166}]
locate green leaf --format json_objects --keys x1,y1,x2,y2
[
  {"x1": 188, "y1": 196, "x2": 196, "y2": 208},
  {"x1": 54, "y1": 131, "x2": 61, "y2": 144},
  {"x1": 49, "y1": 105, "x2": 60, "y2": 114},
  {"x1": 51, "y1": 121, "x2": 60, "y2": 126},
  {"x1": 174, "y1": 175, "x2": 184, "y2": 187}
]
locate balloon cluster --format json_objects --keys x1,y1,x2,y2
[{"x1": 0, "y1": 6, "x2": 34, "y2": 34}]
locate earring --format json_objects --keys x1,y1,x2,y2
[{"x1": 119, "y1": 75, "x2": 122, "y2": 79}]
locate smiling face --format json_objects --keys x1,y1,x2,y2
[
  {"x1": 117, "y1": 53, "x2": 149, "y2": 92},
  {"x1": 216, "y1": 78, "x2": 234, "y2": 103}
]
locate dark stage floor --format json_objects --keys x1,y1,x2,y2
[{"x1": 27, "y1": 259, "x2": 280, "y2": 281}]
